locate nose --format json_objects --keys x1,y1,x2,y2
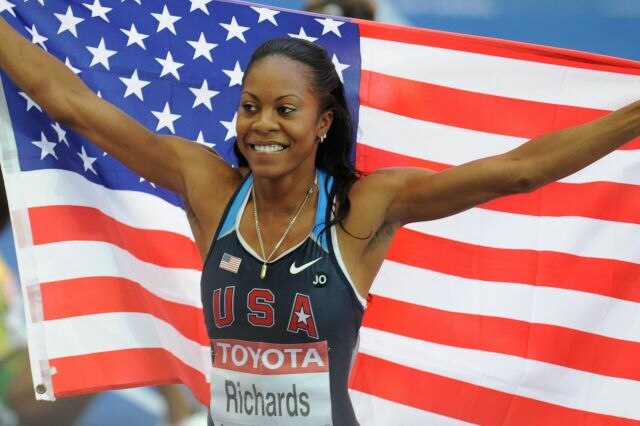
[{"x1": 251, "y1": 108, "x2": 278, "y2": 133}]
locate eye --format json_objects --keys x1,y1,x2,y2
[
  {"x1": 278, "y1": 105, "x2": 295, "y2": 115},
  {"x1": 241, "y1": 103, "x2": 257, "y2": 113}
]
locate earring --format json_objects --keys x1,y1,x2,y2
[{"x1": 319, "y1": 134, "x2": 326, "y2": 143}]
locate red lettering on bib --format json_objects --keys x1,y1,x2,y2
[
  {"x1": 213, "y1": 286, "x2": 235, "y2": 328},
  {"x1": 287, "y1": 293, "x2": 318, "y2": 339},
  {"x1": 247, "y1": 288, "x2": 275, "y2": 328}
]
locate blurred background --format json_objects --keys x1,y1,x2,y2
[{"x1": 0, "y1": 0, "x2": 637, "y2": 425}]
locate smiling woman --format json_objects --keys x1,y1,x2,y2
[
  {"x1": 0, "y1": 13, "x2": 639, "y2": 425},
  {"x1": 204, "y1": 38, "x2": 366, "y2": 425},
  {"x1": 234, "y1": 38, "x2": 358, "y2": 232}
]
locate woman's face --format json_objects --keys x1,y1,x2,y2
[{"x1": 236, "y1": 55, "x2": 332, "y2": 179}]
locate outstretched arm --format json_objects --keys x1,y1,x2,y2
[
  {"x1": 378, "y1": 99, "x2": 640, "y2": 226},
  {"x1": 0, "y1": 17, "x2": 229, "y2": 195}
]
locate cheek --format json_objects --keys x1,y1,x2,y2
[
  {"x1": 290, "y1": 120, "x2": 317, "y2": 142},
  {"x1": 235, "y1": 117, "x2": 251, "y2": 140}
]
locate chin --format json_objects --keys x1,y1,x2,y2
[{"x1": 246, "y1": 160, "x2": 288, "y2": 179}]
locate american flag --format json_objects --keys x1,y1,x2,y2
[
  {"x1": 0, "y1": 0, "x2": 639, "y2": 424},
  {"x1": 219, "y1": 252, "x2": 241, "y2": 274}
]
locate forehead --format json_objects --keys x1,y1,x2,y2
[{"x1": 242, "y1": 55, "x2": 316, "y2": 99}]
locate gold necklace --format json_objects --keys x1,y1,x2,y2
[{"x1": 252, "y1": 177, "x2": 317, "y2": 280}]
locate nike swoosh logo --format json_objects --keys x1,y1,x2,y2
[{"x1": 290, "y1": 257, "x2": 322, "y2": 274}]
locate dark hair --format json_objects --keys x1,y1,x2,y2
[{"x1": 234, "y1": 37, "x2": 361, "y2": 233}]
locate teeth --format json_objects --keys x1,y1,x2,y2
[{"x1": 253, "y1": 144, "x2": 285, "y2": 153}]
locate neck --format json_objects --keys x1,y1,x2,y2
[{"x1": 252, "y1": 169, "x2": 318, "y2": 215}]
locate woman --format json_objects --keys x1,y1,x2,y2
[{"x1": 0, "y1": 16, "x2": 639, "y2": 425}]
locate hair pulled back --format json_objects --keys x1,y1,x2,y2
[{"x1": 234, "y1": 37, "x2": 360, "y2": 231}]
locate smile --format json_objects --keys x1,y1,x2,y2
[{"x1": 251, "y1": 144, "x2": 287, "y2": 153}]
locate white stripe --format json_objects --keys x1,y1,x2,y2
[
  {"x1": 30, "y1": 241, "x2": 202, "y2": 307},
  {"x1": 361, "y1": 37, "x2": 640, "y2": 110},
  {"x1": 349, "y1": 390, "x2": 472, "y2": 426},
  {"x1": 17, "y1": 169, "x2": 192, "y2": 236},
  {"x1": 373, "y1": 260, "x2": 640, "y2": 343},
  {"x1": 44, "y1": 312, "x2": 210, "y2": 378},
  {"x1": 359, "y1": 106, "x2": 640, "y2": 186},
  {"x1": 406, "y1": 208, "x2": 640, "y2": 264},
  {"x1": 358, "y1": 328, "x2": 640, "y2": 420}
]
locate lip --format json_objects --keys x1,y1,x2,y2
[{"x1": 248, "y1": 141, "x2": 290, "y2": 154}]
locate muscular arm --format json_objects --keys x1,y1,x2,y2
[
  {"x1": 338, "y1": 101, "x2": 640, "y2": 295},
  {"x1": 382, "y1": 100, "x2": 640, "y2": 226},
  {"x1": 0, "y1": 17, "x2": 224, "y2": 195}
]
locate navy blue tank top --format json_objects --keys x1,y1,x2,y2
[{"x1": 201, "y1": 169, "x2": 365, "y2": 425}]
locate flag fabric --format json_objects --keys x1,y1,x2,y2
[
  {"x1": 219, "y1": 253, "x2": 242, "y2": 274},
  {"x1": 0, "y1": 0, "x2": 639, "y2": 425}
]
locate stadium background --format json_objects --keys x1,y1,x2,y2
[{"x1": 0, "y1": 0, "x2": 636, "y2": 424}]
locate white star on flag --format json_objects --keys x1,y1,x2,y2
[
  {"x1": 86, "y1": 38, "x2": 117, "y2": 70},
  {"x1": 26, "y1": 25, "x2": 48, "y2": 50},
  {"x1": 220, "y1": 112, "x2": 237, "y2": 141},
  {"x1": 138, "y1": 177, "x2": 156, "y2": 188},
  {"x1": 83, "y1": 0, "x2": 112, "y2": 23},
  {"x1": 315, "y1": 17, "x2": 344, "y2": 37},
  {"x1": 119, "y1": 70, "x2": 150, "y2": 100},
  {"x1": 151, "y1": 103, "x2": 181, "y2": 133},
  {"x1": 54, "y1": 6, "x2": 84, "y2": 37},
  {"x1": 288, "y1": 27, "x2": 317, "y2": 43},
  {"x1": 18, "y1": 92, "x2": 42, "y2": 112},
  {"x1": 78, "y1": 146, "x2": 98, "y2": 174},
  {"x1": 332, "y1": 54, "x2": 349, "y2": 83},
  {"x1": 64, "y1": 57, "x2": 81, "y2": 74},
  {"x1": 121, "y1": 23, "x2": 148, "y2": 49},
  {"x1": 51, "y1": 122, "x2": 68, "y2": 146},
  {"x1": 0, "y1": 0, "x2": 16, "y2": 18},
  {"x1": 189, "y1": 80, "x2": 219, "y2": 110},
  {"x1": 31, "y1": 132, "x2": 58, "y2": 160},
  {"x1": 195, "y1": 131, "x2": 215, "y2": 148},
  {"x1": 222, "y1": 61, "x2": 244, "y2": 87},
  {"x1": 295, "y1": 307, "x2": 311, "y2": 325},
  {"x1": 251, "y1": 7, "x2": 279, "y2": 26},
  {"x1": 189, "y1": 0, "x2": 212, "y2": 15},
  {"x1": 155, "y1": 52, "x2": 184, "y2": 80},
  {"x1": 220, "y1": 16, "x2": 249, "y2": 43},
  {"x1": 151, "y1": 5, "x2": 181, "y2": 35},
  {"x1": 187, "y1": 33, "x2": 217, "y2": 62}
]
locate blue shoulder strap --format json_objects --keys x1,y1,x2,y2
[{"x1": 311, "y1": 169, "x2": 332, "y2": 252}]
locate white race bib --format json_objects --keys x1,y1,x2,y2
[{"x1": 210, "y1": 339, "x2": 333, "y2": 426}]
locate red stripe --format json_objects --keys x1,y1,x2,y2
[
  {"x1": 388, "y1": 228, "x2": 640, "y2": 304},
  {"x1": 363, "y1": 296, "x2": 640, "y2": 381},
  {"x1": 41, "y1": 277, "x2": 209, "y2": 345},
  {"x1": 356, "y1": 145, "x2": 640, "y2": 224},
  {"x1": 50, "y1": 348, "x2": 209, "y2": 405},
  {"x1": 29, "y1": 205, "x2": 202, "y2": 270},
  {"x1": 356, "y1": 19, "x2": 640, "y2": 76},
  {"x1": 360, "y1": 70, "x2": 640, "y2": 150},
  {"x1": 349, "y1": 353, "x2": 638, "y2": 425}
]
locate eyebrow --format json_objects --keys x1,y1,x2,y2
[{"x1": 242, "y1": 91, "x2": 301, "y2": 101}]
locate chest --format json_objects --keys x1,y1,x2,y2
[{"x1": 201, "y1": 235, "x2": 361, "y2": 344}]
